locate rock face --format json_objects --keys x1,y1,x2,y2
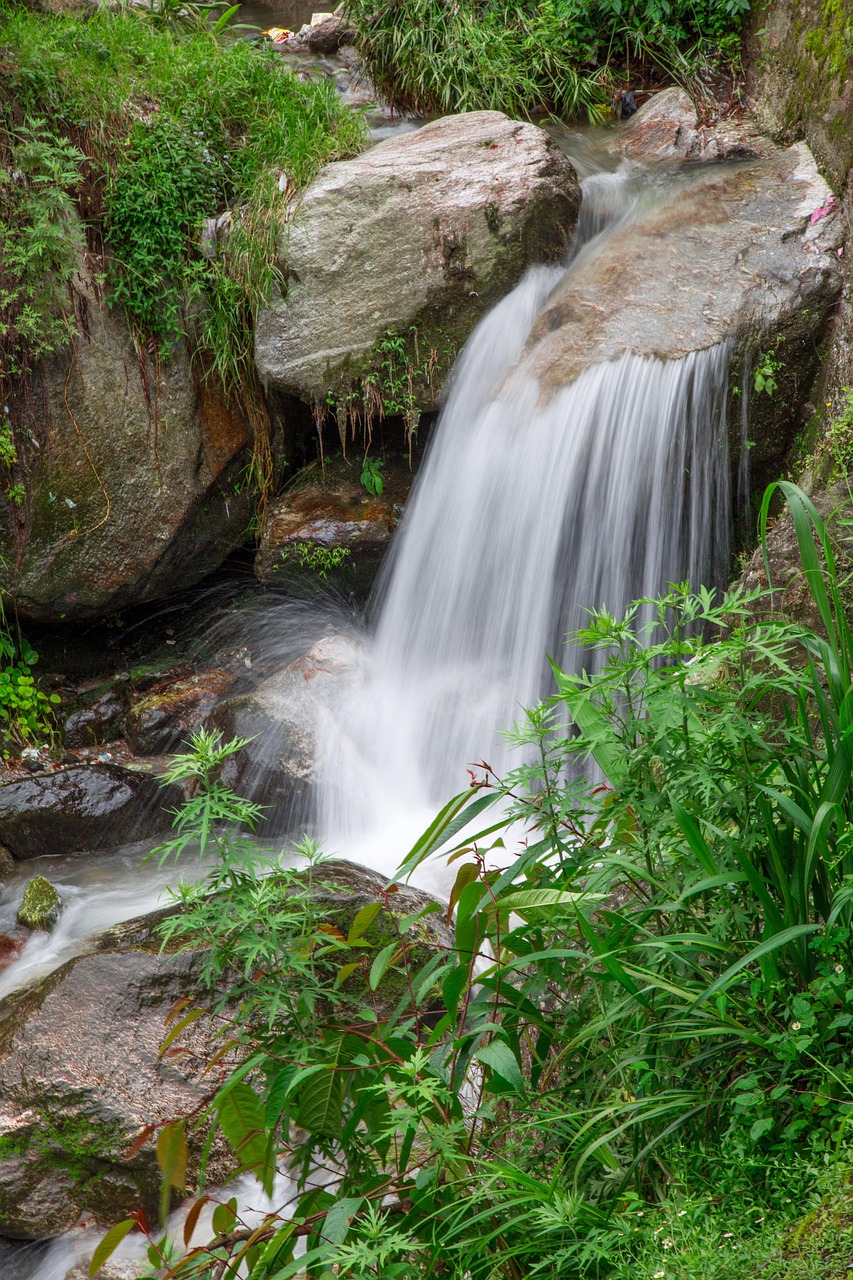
[
  {"x1": 517, "y1": 142, "x2": 842, "y2": 483},
  {"x1": 0, "y1": 862, "x2": 446, "y2": 1240},
  {"x1": 255, "y1": 112, "x2": 581, "y2": 410},
  {"x1": 608, "y1": 87, "x2": 775, "y2": 164},
  {"x1": 207, "y1": 635, "x2": 363, "y2": 831},
  {"x1": 2, "y1": 279, "x2": 259, "y2": 624},
  {"x1": 254, "y1": 463, "x2": 412, "y2": 587},
  {"x1": 0, "y1": 763, "x2": 182, "y2": 859},
  {"x1": 125, "y1": 669, "x2": 237, "y2": 756}
]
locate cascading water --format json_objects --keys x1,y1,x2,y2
[{"x1": 316, "y1": 163, "x2": 733, "y2": 888}]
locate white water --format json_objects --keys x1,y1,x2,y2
[
  {"x1": 316, "y1": 165, "x2": 732, "y2": 890},
  {"x1": 8, "y1": 152, "x2": 738, "y2": 1279}
]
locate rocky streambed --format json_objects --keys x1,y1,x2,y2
[{"x1": 0, "y1": 78, "x2": 850, "y2": 1273}]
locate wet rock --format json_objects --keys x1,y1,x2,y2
[
  {"x1": 16, "y1": 877, "x2": 63, "y2": 932},
  {"x1": 2, "y1": 259, "x2": 263, "y2": 625},
  {"x1": 0, "y1": 862, "x2": 445, "y2": 1240},
  {"x1": 608, "y1": 87, "x2": 775, "y2": 164},
  {"x1": 125, "y1": 669, "x2": 237, "y2": 756},
  {"x1": 523, "y1": 143, "x2": 842, "y2": 484},
  {"x1": 64, "y1": 685, "x2": 130, "y2": 749},
  {"x1": 0, "y1": 948, "x2": 229, "y2": 1240},
  {"x1": 206, "y1": 635, "x2": 363, "y2": 832},
  {"x1": 0, "y1": 932, "x2": 27, "y2": 974},
  {"x1": 288, "y1": 12, "x2": 356, "y2": 53},
  {"x1": 254, "y1": 464, "x2": 411, "y2": 587},
  {"x1": 0, "y1": 845, "x2": 14, "y2": 881},
  {"x1": 0, "y1": 763, "x2": 182, "y2": 859},
  {"x1": 255, "y1": 111, "x2": 580, "y2": 412}
]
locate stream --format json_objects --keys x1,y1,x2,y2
[{"x1": 4, "y1": 124, "x2": 753, "y2": 1278}]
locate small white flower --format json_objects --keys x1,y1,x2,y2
[
  {"x1": 677, "y1": 1209, "x2": 687, "y2": 1217},
  {"x1": 654, "y1": 1272, "x2": 666, "y2": 1279},
  {"x1": 791, "y1": 1021, "x2": 802, "y2": 1031},
  {"x1": 722, "y1": 1232, "x2": 733, "y2": 1239},
  {"x1": 662, "y1": 1239, "x2": 674, "y2": 1249},
  {"x1": 835, "y1": 964, "x2": 844, "y2": 974}
]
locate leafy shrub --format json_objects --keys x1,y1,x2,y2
[
  {"x1": 344, "y1": 0, "x2": 750, "y2": 120},
  {"x1": 0, "y1": 119, "x2": 84, "y2": 379},
  {"x1": 0, "y1": 611, "x2": 60, "y2": 756},
  {"x1": 95, "y1": 483, "x2": 853, "y2": 1280}
]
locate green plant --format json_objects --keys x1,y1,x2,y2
[
  {"x1": 344, "y1": 0, "x2": 749, "y2": 121},
  {"x1": 820, "y1": 387, "x2": 853, "y2": 479},
  {"x1": 0, "y1": 606, "x2": 60, "y2": 755},
  {"x1": 93, "y1": 485, "x2": 853, "y2": 1280},
  {"x1": 360, "y1": 455, "x2": 384, "y2": 496},
  {"x1": 0, "y1": 119, "x2": 85, "y2": 380},
  {"x1": 279, "y1": 540, "x2": 351, "y2": 578},
  {"x1": 754, "y1": 347, "x2": 784, "y2": 396}
]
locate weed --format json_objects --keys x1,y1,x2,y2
[
  {"x1": 754, "y1": 347, "x2": 784, "y2": 396},
  {"x1": 279, "y1": 540, "x2": 351, "y2": 578}
]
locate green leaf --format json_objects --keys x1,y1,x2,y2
[
  {"x1": 89, "y1": 1219, "x2": 134, "y2": 1278},
  {"x1": 320, "y1": 1196, "x2": 364, "y2": 1248},
  {"x1": 369, "y1": 941, "x2": 399, "y2": 991},
  {"x1": 212, "y1": 1197, "x2": 237, "y2": 1235},
  {"x1": 475, "y1": 1040, "x2": 524, "y2": 1091},
  {"x1": 347, "y1": 901, "x2": 381, "y2": 943},
  {"x1": 156, "y1": 1120, "x2": 187, "y2": 1188},
  {"x1": 218, "y1": 1084, "x2": 267, "y2": 1176}
]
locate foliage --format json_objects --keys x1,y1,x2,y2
[
  {"x1": 279, "y1": 540, "x2": 352, "y2": 578},
  {"x1": 360, "y1": 456, "x2": 384, "y2": 496},
  {"x1": 0, "y1": 3, "x2": 365, "y2": 378},
  {"x1": 819, "y1": 386, "x2": 853, "y2": 480},
  {"x1": 343, "y1": 0, "x2": 749, "y2": 120},
  {"x1": 0, "y1": 603, "x2": 60, "y2": 756},
  {"x1": 754, "y1": 347, "x2": 784, "y2": 396},
  {"x1": 0, "y1": 118, "x2": 84, "y2": 380},
  {"x1": 94, "y1": 483, "x2": 853, "y2": 1280}
]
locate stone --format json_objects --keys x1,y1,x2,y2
[
  {"x1": 607, "y1": 87, "x2": 775, "y2": 165},
  {"x1": 0, "y1": 861, "x2": 446, "y2": 1239},
  {"x1": 16, "y1": 876, "x2": 63, "y2": 931},
  {"x1": 520, "y1": 142, "x2": 842, "y2": 485},
  {"x1": 0, "y1": 843, "x2": 15, "y2": 880},
  {"x1": 1, "y1": 263, "x2": 260, "y2": 624},
  {"x1": 206, "y1": 635, "x2": 364, "y2": 832},
  {"x1": 287, "y1": 12, "x2": 356, "y2": 53},
  {"x1": 0, "y1": 763, "x2": 183, "y2": 859},
  {"x1": 125, "y1": 669, "x2": 237, "y2": 756},
  {"x1": 255, "y1": 112, "x2": 580, "y2": 411},
  {"x1": 64, "y1": 685, "x2": 130, "y2": 750},
  {"x1": 254, "y1": 462, "x2": 411, "y2": 587}
]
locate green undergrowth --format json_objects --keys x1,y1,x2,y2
[
  {"x1": 0, "y1": 2, "x2": 365, "y2": 386},
  {"x1": 86, "y1": 481, "x2": 853, "y2": 1280},
  {"x1": 343, "y1": 0, "x2": 749, "y2": 119}
]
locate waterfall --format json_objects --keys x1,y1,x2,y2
[{"x1": 316, "y1": 169, "x2": 732, "y2": 887}]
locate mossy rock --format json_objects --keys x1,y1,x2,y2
[{"x1": 16, "y1": 876, "x2": 62, "y2": 932}]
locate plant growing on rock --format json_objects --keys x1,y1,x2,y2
[{"x1": 94, "y1": 486, "x2": 853, "y2": 1280}]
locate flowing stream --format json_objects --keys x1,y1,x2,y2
[
  {"x1": 315, "y1": 155, "x2": 732, "y2": 890},
  {"x1": 6, "y1": 138, "x2": 741, "y2": 1279}
]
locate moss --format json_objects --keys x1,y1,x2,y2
[{"x1": 16, "y1": 875, "x2": 62, "y2": 931}]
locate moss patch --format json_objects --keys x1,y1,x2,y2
[{"x1": 16, "y1": 875, "x2": 62, "y2": 931}]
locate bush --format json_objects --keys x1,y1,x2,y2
[
  {"x1": 344, "y1": 0, "x2": 751, "y2": 120},
  {"x1": 96, "y1": 483, "x2": 853, "y2": 1280}
]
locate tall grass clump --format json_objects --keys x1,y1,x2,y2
[
  {"x1": 344, "y1": 0, "x2": 750, "y2": 120},
  {"x1": 89, "y1": 482, "x2": 853, "y2": 1280},
  {"x1": 0, "y1": 2, "x2": 365, "y2": 383}
]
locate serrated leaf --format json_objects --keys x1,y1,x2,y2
[
  {"x1": 183, "y1": 1196, "x2": 210, "y2": 1247},
  {"x1": 347, "y1": 901, "x2": 381, "y2": 943},
  {"x1": 335, "y1": 961, "x2": 362, "y2": 989},
  {"x1": 89, "y1": 1218, "x2": 134, "y2": 1278}
]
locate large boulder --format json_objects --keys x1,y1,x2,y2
[
  {"x1": 0, "y1": 862, "x2": 447, "y2": 1240},
  {"x1": 254, "y1": 460, "x2": 412, "y2": 588},
  {"x1": 519, "y1": 142, "x2": 842, "y2": 484},
  {"x1": 254, "y1": 111, "x2": 581, "y2": 411},
  {"x1": 206, "y1": 634, "x2": 363, "y2": 832},
  {"x1": 0, "y1": 762, "x2": 182, "y2": 860},
  {"x1": 2, "y1": 273, "x2": 260, "y2": 624}
]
